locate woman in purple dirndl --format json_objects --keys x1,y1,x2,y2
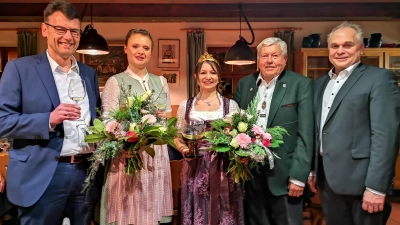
[{"x1": 174, "y1": 52, "x2": 244, "y2": 225}]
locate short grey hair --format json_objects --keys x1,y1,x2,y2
[
  {"x1": 256, "y1": 37, "x2": 287, "y2": 61},
  {"x1": 43, "y1": 0, "x2": 80, "y2": 22},
  {"x1": 327, "y1": 21, "x2": 363, "y2": 46}
]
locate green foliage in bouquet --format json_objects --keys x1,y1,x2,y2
[
  {"x1": 83, "y1": 84, "x2": 178, "y2": 190},
  {"x1": 204, "y1": 95, "x2": 288, "y2": 183}
]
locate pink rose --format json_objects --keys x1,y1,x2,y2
[
  {"x1": 126, "y1": 131, "x2": 139, "y2": 143},
  {"x1": 262, "y1": 139, "x2": 271, "y2": 147}
]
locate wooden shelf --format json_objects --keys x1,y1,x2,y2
[{"x1": 388, "y1": 67, "x2": 400, "y2": 70}]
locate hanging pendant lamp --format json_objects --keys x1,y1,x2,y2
[
  {"x1": 224, "y1": 3, "x2": 256, "y2": 65},
  {"x1": 77, "y1": 3, "x2": 109, "y2": 55}
]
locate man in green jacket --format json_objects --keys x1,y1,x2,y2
[{"x1": 234, "y1": 37, "x2": 313, "y2": 225}]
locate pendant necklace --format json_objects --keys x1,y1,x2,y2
[
  {"x1": 262, "y1": 101, "x2": 267, "y2": 110},
  {"x1": 259, "y1": 87, "x2": 268, "y2": 118},
  {"x1": 198, "y1": 95, "x2": 218, "y2": 106}
]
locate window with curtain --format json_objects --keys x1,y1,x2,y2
[
  {"x1": 17, "y1": 30, "x2": 38, "y2": 58},
  {"x1": 274, "y1": 30, "x2": 294, "y2": 71}
]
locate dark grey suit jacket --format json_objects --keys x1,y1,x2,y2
[{"x1": 314, "y1": 63, "x2": 400, "y2": 195}]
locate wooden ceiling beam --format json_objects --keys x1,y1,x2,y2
[
  {"x1": 1, "y1": 0, "x2": 399, "y2": 3},
  {"x1": 0, "y1": 3, "x2": 398, "y2": 21}
]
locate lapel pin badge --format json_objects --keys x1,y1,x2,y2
[
  {"x1": 250, "y1": 88, "x2": 253, "y2": 91},
  {"x1": 283, "y1": 84, "x2": 286, "y2": 88}
]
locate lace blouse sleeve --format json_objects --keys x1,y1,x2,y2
[
  {"x1": 176, "y1": 100, "x2": 188, "y2": 133},
  {"x1": 159, "y1": 76, "x2": 172, "y2": 113},
  {"x1": 229, "y1": 99, "x2": 240, "y2": 113},
  {"x1": 101, "y1": 76, "x2": 120, "y2": 114}
]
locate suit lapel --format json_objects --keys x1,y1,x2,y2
[
  {"x1": 267, "y1": 73, "x2": 287, "y2": 127},
  {"x1": 247, "y1": 83, "x2": 259, "y2": 107},
  {"x1": 315, "y1": 75, "x2": 330, "y2": 130},
  {"x1": 35, "y1": 52, "x2": 60, "y2": 108},
  {"x1": 324, "y1": 63, "x2": 366, "y2": 125},
  {"x1": 78, "y1": 63, "x2": 97, "y2": 123},
  {"x1": 242, "y1": 73, "x2": 259, "y2": 109}
]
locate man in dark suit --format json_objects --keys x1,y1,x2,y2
[
  {"x1": 235, "y1": 37, "x2": 314, "y2": 225},
  {"x1": 308, "y1": 21, "x2": 400, "y2": 225},
  {"x1": 0, "y1": 0, "x2": 101, "y2": 224}
]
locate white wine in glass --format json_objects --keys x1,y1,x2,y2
[{"x1": 68, "y1": 78, "x2": 86, "y2": 121}]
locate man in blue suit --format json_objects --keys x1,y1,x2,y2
[{"x1": 0, "y1": 0, "x2": 101, "y2": 224}]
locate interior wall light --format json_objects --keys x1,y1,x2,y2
[
  {"x1": 224, "y1": 3, "x2": 256, "y2": 65},
  {"x1": 77, "y1": 3, "x2": 109, "y2": 55}
]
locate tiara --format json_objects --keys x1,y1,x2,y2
[{"x1": 196, "y1": 52, "x2": 220, "y2": 66}]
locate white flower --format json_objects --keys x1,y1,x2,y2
[
  {"x1": 239, "y1": 110, "x2": 253, "y2": 120},
  {"x1": 141, "y1": 114, "x2": 157, "y2": 125},
  {"x1": 223, "y1": 111, "x2": 238, "y2": 124},
  {"x1": 157, "y1": 126, "x2": 167, "y2": 133}
]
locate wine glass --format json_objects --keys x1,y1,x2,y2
[
  {"x1": 68, "y1": 78, "x2": 86, "y2": 121},
  {"x1": 68, "y1": 78, "x2": 87, "y2": 148},
  {"x1": 182, "y1": 120, "x2": 205, "y2": 158}
]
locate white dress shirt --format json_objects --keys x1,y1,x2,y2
[
  {"x1": 319, "y1": 62, "x2": 384, "y2": 196},
  {"x1": 47, "y1": 51, "x2": 91, "y2": 156},
  {"x1": 255, "y1": 73, "x2": 305, "y2": 187},
  {"x1": 256, "y1": 73, "x2": 279, "y2": 129}
]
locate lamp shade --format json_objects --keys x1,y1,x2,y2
[
  {"x1": 224, "y1": 38, "x2": 256, "y2": 65},
  {"x1": 77, "y1": 25, "x2": 109, "y2": 55}
]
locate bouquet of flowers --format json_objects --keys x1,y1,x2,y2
[
  {"x1": 84, "y1": 85, "x2": 178, "y2": 189},
  {"x1": 204, "y1": 95, "x2": 288, "y2": 183}
]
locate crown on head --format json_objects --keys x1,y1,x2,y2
[{"x1": 196, "y1": 52, "x2": 220, "y2": 66}]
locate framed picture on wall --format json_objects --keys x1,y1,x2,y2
[
  {"x1": 161, "y1": 70, "x2": 180, "y2": 86},
  {"x1": 158, "y1": 39, "x2": 180, "y2": 68},
  {"x1": 81, "y1": 43, "x2": 128, "y2": 88}
]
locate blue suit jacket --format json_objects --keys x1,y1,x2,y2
[{"x1": 0, "y1": 52, "x2": 101, "y2": 207}]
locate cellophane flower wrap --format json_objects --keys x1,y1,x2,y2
[
  {"x1": 83, "y1": 85, "x2": 178, "y2": 190},
  {"x1": 204, "y1": 95, "x2": 288, "y2": 183}
]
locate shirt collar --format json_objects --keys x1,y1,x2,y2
[
  {"x1": 46, "y1": 50, "x2": 79, "y2": 74},
  {"x1": 125, "y1": 67, "x2": 149, "y2": 82},
  {"x1": 328, "y1": 61, "x2": 360, "y2": 79},
  {"x1": 256, "y1": 72, "x2": 280, "y2": 86}
]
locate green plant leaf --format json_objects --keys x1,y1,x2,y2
[
  {"x1": 167, "y1": 117, "x2": 177, "y2": 127},
  {"x1": 147, "y1": 131, "x2": 161, "y2": 136},
  {"x1": 215, "y1": 145, "x2": 231, "y2": 152},
  {"x1": 141, "y1": 146, "x2": 155, "y2": 157},
  {"x1": 85, "y1": 133, "x2": 107, "y2": 143},
  {"x1": 235, "y1": 150, "x2": 251, "y2": 157},
  {"x1": 93, "y1": 118, "x2": 105, "y2": 132},
  {"x1": 165, "y1": 136, "x2": 176, "y2": 148}
]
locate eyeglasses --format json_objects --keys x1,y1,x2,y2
[{"x1": 44, "y1": 23, "x2": 81, "y2": 38}]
